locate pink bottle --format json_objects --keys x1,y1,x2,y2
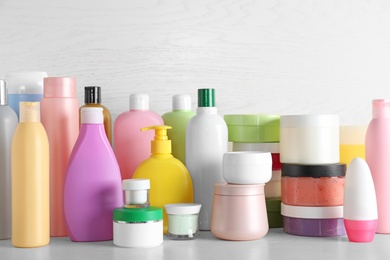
[
  {"x1": 114, "y1": 94, "x2": 163, "y2": 180},
  {"x1": 40, "y1": 77, "x2": 79, "y2": 237},
  {"x1": 64, "y1": 107, "x2": 123, "y2": 241},
  {"x1": 366, "y1": 99, "x2": 390, "y2": 233}
]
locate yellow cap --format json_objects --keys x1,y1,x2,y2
[{"x1": 141, "y1": 125, "x2": 172, "y2": 154}]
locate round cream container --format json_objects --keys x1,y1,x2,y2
[
  {"x1": 280, "y1": 115, "x2": 339, "y2": 164},
  {"x1": 123, "y1": 179, "x2": 150, "y2": 208},
  {"x1": 164, "y1": 203, "x2": 202, "y2": 240},
  {"x1": 113, "y1": 206, "x2": 163, "y2": 248}
]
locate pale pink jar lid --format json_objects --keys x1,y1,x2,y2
[
  {"x1": 43, "y1": 77, "x2": 76, "y2": 98},
  {"x1": 214, "y1": 183, "x2": 264, "y2": 196}
]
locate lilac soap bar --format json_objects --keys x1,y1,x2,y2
[{"x1": 283, "y1": 216, "x2": 346, "y2": 237}]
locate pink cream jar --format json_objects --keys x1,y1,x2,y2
[{"x1": 211, "y1": 183, "x2": 268, "y2": 241}]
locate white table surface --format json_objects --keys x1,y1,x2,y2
[{"x1": 1, "y1": 228, "x2": 389, "y2": 260}]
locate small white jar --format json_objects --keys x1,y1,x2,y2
[
  {"x1": 113, "y1": 206, "x2": 163, "y2": 248},
  {"x1": 223, "y1": 151, "x2": 272, "y2": 185},
  {"x1": 165, "y1": 203, "x2": 202, "y2": 240},
  {"x1": 280, "y1": 115, "x2": 339, "y2": 165},
  {"x1": 123, "y1": 179, "x2": 150, "y2": 208}
]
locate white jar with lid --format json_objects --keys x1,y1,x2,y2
[
  {"x1": 164, "y1": 203, "x2": 202, "y2": 240},
  {"x1": 123, "y1": 179, "x2": 150, "y2": 208},
  {"x1": 280, "y1": 115, "x2": 339, "y2": 165}
]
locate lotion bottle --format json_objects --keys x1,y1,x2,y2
[
  {"x1": 162, "y1": 94, "x2": 195, "y2": 165},
  {"x1": 133, "y1": 125, "x2": 194, "y2": 234},
  {"x1": 114, "y1": 94, "x2": 163, "y2": 180},
  {"x1": 40, "y1": 77, "x2": 79, "y2": 237},
  {"x1": 0, "y1": 80, "x2": 18, "y2": 240},
  {"x1": 64, "y1": 107, "x2": 123, "y2": 242},
  {"x1": 186, "y1": 89, "x2": 228, "y2": 230},
  {"x1": 366, "y1": 99, "x2": 390, "y2": 233},
  {"x1": 12, "y1": 102, "x2": 49, "y2": 247},
  {"x1": 80, "y1": 86, "x2": 112, "y2": 145}
]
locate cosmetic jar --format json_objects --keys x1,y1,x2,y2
[
  {"x1": 123, "y1": 179, "x2": 150, "y2": 208},
  {"x1": 281, "y1": 203, "x2": 345, "y2": 237},
  {"x1": 339, "y1": 126, "x2": 366, "y2": 166},
  {"x1": 280, "y1": 115, "x2": 339, "y2": 164},
  {"x1": 211, "y1": 183, "x2": 268, "y2": 241},
  {"x1": 113, "y1": 206, "x2": 163, "y2": 248},
  {"x1": 164, "y1": 203, "x2": 202, "y2": 240},
  {"x1": 223, "y1": 151, "x2": 272, "y2": 185},
  {"x1": 224, "y1": 114, "x2": 280, "y2": 143},
  {"x1": 281, "y1": 163, "x2": 346, "y2": 206}
]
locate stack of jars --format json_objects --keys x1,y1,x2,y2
[
  {"x1": 280, "y1": 115, "x2": 346, "y2": 237},
  {"x1": 224, "y1": 114, "x2": 283, "y2": 228}
]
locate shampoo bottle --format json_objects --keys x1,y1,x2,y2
[
  {"x1": 133, "y1": 125, "x2": 194, "y2": 234},
  {"x1": 40, "y1": 77, "x2": 79, "y2": 237},
  {"x1": 80, "y1": 86, "x2": 112, "y2": 145},
  {"x1": 64, "y1": 107, "x2": 123, "y2": 242},
  {"x1": 11, "y1": 102, "x2": 49, "y2": 247},
  {"x1": 6, "y1": 71, "x2": 47, "y2": 118},
  {"x1": 0, "y1": 80, "x2": 18, "y2": 240},
  {"x1": 186, "y1": 89, "x2": 228, "y2": 230},
  {"x1": 162, "y1": 94, "x2": 195, "y2": 165},
  {"x1": 366, "y1": 99, "x2": 390, "y2": 233},
  {"x1": 344, "y1": 158, "x2": 377, "y2": 242},
  {"x1": 114, "y1": 94, "x2": 163, "y2": 180}
]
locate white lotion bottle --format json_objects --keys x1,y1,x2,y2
[
  {"x1": 186, "y1": 89, "x2": 228, "y2": 230},
  {"x1": 344, "y1": 157, "x2": 378, "y2": 242}
]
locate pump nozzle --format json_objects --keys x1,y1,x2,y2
[{"x1": 141, "y1": 125, "x2": 172, "y2": 154}]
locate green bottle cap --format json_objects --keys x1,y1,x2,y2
[
  {"x1": 113, "y1": 206, "x2": 163, "y2": 223},
  {"x1": 198, "y1": 89, "x2": 215, "y2": 107}
]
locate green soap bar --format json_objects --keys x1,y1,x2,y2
[{"x1": 266, "y1": 197, "x2": 283, "y2": 228}]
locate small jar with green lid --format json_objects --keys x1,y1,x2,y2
[
  {"x1": 113, "y1": 206, "x2": 163, "y2": 248},
  {"x1": 224, "y1": 114, "x2": 280, "y2": 143}
]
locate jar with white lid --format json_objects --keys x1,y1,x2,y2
[
  {"x1": 164, "y1": 203, "x2": 202, "y2": 240},
  {"x1": 113, "y1": 206, "x2": 163, "y2": 248},
  {"x1": 280, "y1": 115, "x2": 339, "y2": 165},
  {"x1": 123, "y1": 179, "x2": 150, "y2": 208}
]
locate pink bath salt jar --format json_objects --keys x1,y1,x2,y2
[
  {"x1": 281, "y1": 163, "x2": 346, "y2": 206},
  {"x1": 211, "y1": 183, "x2": 268, "y2": 241}
]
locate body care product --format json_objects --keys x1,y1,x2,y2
[
  {"x1": 40, "y1": 77, "x2": 79, "y2": 237},
  {"x1": 64, "y1": 107, "x2": 123, "y2": 242},
  {"x1": 123, "y1": 179, "x2": 150, "y2": 208},
  {"x1": 186, "y1": 89, "x2": 228, "y2": 230},
  {"x1": 133, "y1": 125, "x2": 194, "y2": 234},
  {"x1": 0, "y1": 81, "x2": 18, "y2": 239},
  {"x1": 11, "y1": 102, "x2": 49, "y2": 247},
  {"x1": 365, "y1": 99, "x2": 390, "y2": 233},
  {"x1": 114, "y1": 94, "x2": 163, "y2": 179},
  {"x1": 339, "y1": 126, "x2": 366, "y2": 166},
  {"x1": 162, "y1": 94, "x2": 195, "y2": 164},
  {"x1": 344, "y1": 158, "x2": 377, "y2": 242},
  {"x1": 80, "y1": 86, "x2": 112, "y2": 145},
  {"x1": 6, "y1": 71, "x2": 47, "y2": 118},
  {"x1": 165, "y1": 203, "x2": 202, "y2": 240}
]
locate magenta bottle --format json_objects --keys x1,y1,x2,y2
[
  {"x1": 365, "y1": 99, "x2": 390, "y2": 233},
  {"x1": 64, "y1": 107, "x2": 123, "y2": 241}
]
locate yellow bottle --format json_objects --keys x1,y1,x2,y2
[
  {"x1": 133, "y1": 125, "x2": 194, "y2": 234},
  {"x1": 11, "y1": 102, "x2": 50, "y2": 247}
]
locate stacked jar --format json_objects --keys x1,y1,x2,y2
[
  {"x1": 280, "y1": 115, "x2": 346, "y2": 237},
  {"x1": 224, "y1": 114, "x2": 283, "y2": 228}
]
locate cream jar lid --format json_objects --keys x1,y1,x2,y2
[
  {"x1": 280, "y1": 114, "x2": 339, "y2": 128},
  {"x1": 165, "y1": 203, "x2": 202, "y2": 215}
]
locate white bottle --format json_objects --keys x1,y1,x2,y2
[
  {"x1": 186, "y1": 89, "x2": 228, "y2": 230},
  {"x1": 0, "y1": 80, "x2": 18, "y2": 239}
]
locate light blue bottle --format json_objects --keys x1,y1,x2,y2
[{"x1": 6, "y1": 71, "x2": 47, "y2": 118}]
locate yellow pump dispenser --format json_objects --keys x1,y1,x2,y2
[{"x1": 133, "y1": 125, "x2": 194, "y2": 234}]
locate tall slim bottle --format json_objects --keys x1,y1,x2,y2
[
  {"x1": 186, "y1": 89, "x2": 228, "y2": 230},
  {"x1": 80, "y1": 86, "x2": 112, "y2": 145},
  {"x1": 64, "y1": 107, "x2": 123, "y2": 241},
  {"x1": 0, "y1": 80, "x2": 18, "y2": 240},
  {"x1": 12, "y1": 102, "x2": 49, "y2": 247},
  {"x1": 6, "y1": 71, "x2": 47, "y2": 118},
  {"x1": 114, "y1": 94, "x2": 163, "y2": 180},
  {"x1": 162, "y1": 94, "x2": 195, "y2": 165},
  {"x1": 40, "y1": 77, "x2": 79, "y2": 237},
  {"x1": 366, "y1": 99, "x2": 390, "y2": 233}
]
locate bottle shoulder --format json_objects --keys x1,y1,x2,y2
[
  {"x1": 115, "y1": 110, "x2": 163, "y2": 128},
  {"x1": 134, "y1": 155, "x2": 189, "y2": 175}
]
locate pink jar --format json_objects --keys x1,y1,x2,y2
[{"x1": 211, "y1": 183, "x2": 268, "y2": 241}]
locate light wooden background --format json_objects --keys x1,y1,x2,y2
[{"x1": 1, "y1": 0, "x2": 390, "y2": 126}]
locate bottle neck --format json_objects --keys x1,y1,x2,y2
[
  {"x1": 196, "y1": 107, "x2": 217, "y2": 115},
  {"x1": 372, "y1": 99, "x2": 390, "y2": 118}
]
